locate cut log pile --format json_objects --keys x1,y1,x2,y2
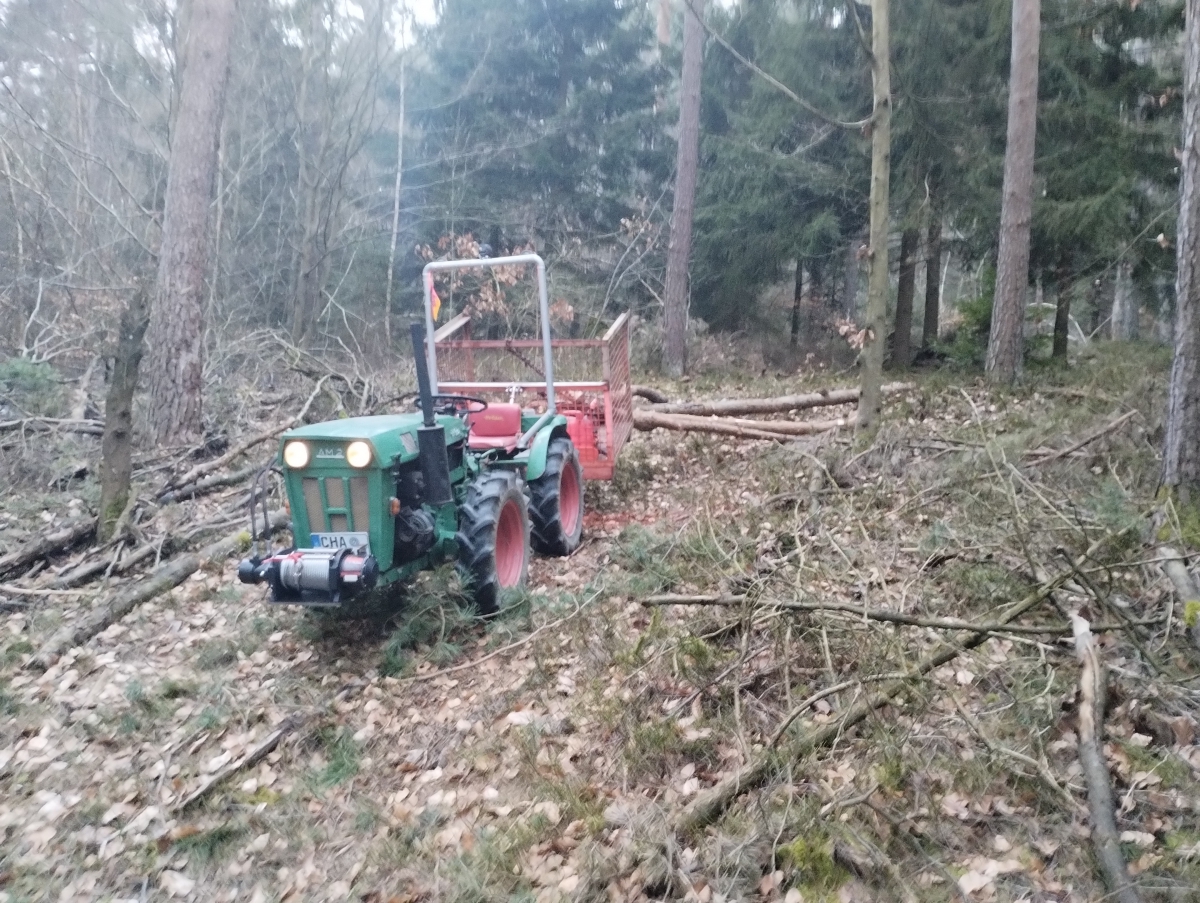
[{"x1": 632, "y1": 381, "x2": 912, "y2": 440}]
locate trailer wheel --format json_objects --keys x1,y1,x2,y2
[
  {"x1": 457, "y1": 469, "x2": 530, "y2": 615},
  {"x1": 529, "y1": 436, "x2": 584, "y2": 556}
]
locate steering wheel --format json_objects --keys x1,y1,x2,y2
[{"x1": 416, "y1": 394, "x2": 489, "y2": 416}]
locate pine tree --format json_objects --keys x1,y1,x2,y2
[
  {"x1": 1163, "y1": 0, "x2": 1200, "y2": 502},
  {"x1": 985, "y1": 0, "x2": 1041, "y2": 384}
]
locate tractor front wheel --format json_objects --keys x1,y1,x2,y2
[
  {"x1": 530, "y1": 436, "x2": 584, "y2": 556},
  {"x1": 457, "y1": 469, "x2": 530, "y2": 615}
]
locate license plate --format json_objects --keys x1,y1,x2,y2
[{"x1": 310, "y1": 532, "x2": 370, "y2": 554}]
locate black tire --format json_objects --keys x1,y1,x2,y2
[
  {"x1": 456, "y1": 469, "x2": 530, "y2": 615},
  {"x1": 529, "y1": 436, "x2": 584, "y2": 556}
]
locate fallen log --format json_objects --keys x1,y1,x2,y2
[
  {"x1": 0, "y1": 417, "x2": 105, "y2": 436},
  {"x1": 30, "y1": 509, "x2": 288, "y2": 671},
  {"x1": 642, "y1": 381, "x2": 912, "y2": 417},
  {"x1": 633, "y1": 409, "x2": 843, "y2": 441},
  {"x1": 158, "y1": 462, "x2": 260, "y2": 505},
  {"x1": 632, "y1": 385, "x2": 671, "y2": 404},
  {"x1": 674, "y1": 570, "x2": 1070, "y2": 834},
  {"x1": 1073, "y1": 615, "x2": 1143, "y2": 903},
  {"x1": 0, "y1": 520, "x2": 96, "y2": 580},
  {"x1": 54, "y1": 542, "x2": 159, "y2": 589}
]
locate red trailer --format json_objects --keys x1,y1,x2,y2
[{"x1": 430, "y1": 310, "x2": 633, "y2": 480}]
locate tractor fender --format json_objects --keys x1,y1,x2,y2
[{"x1": 524, "y1": 417, "x2": 571, "y2": 481}]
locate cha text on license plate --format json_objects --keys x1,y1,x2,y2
[{"x1": 310, "y1": 532, "x2": 370, "y2": 553}]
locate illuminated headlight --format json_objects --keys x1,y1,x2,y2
[
  {"x1": 346, "y1": 441, "x2": 372, "y2": 468},
  {"x1": 283, "y1": 441, "x2": 310, "y2": 469}
]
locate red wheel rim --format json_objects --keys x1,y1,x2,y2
[
  {"x1": 559, "y1": 459, "x2": 581, "y2": 538},
  {"x1": 494, "y1": 499, "x2": 525, "y2": 587}
]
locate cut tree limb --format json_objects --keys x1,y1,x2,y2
[
  {"x1": 30, "y1": 509, "x2": 288, "y2": 671},
  {"x1": 1026, "y1": 410, "x2": 1138, "y2": 465},
  {"x1": 157, "y1": 462, "x2": 260, "y2": 505},
  {"x1": 673, "y1": 571, "x2": 1069, "y2": 834},
  {"x1": 642, "y1": 382, "x2": 911, "y2": 417},
  {"x1": 1157, "y1": 546, "x2": 1200, "y2": 653},
  {"x1": 0, "y1": 417, "x2": 105, "y2": 436},
  {"x1": 161, "y1": 378, "x2": 325, "y2": 495},
  {"x1": 632, "y1": 385, "x2": 671, "y2": 404},
  {"x1": 1072, "y1": 614, "x2": 1143, "y2": 903},
  {"x1": 0, "y1": 520, "x2": 96, "y2": 580},
  {"x1": 643, "y1": 593, "x2": 1102, "y2": 635},
  {"x1": 633, "y1": 410, "x2": 844, "y2": 440}
]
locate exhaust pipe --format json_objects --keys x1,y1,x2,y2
[{"x1": 410, "y1": 323, "x2": 453, "y2": 506}]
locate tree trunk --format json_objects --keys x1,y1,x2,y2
[
  {"x1": 99, "y1": 286, "x2": 150, "y2": 544},
  {"x1": 662, "y1": 0, "x2": 705, "y2": 378},
  {"x1": 891, "y1": 227, "x2": 917, "y2": 367},
  {"x1": 843, "y1": 229, "x2": 863, "y2": 318},
  {"x1": 791, "y1": 263, "x2": 803, "y2": 346},
  {"x1": 1163, "y1": 0, "x2": 1200, "y2": 503},
  {"x1": 145, "y1": 0, "x2": 237, "y2": 445},
  {"x1": 1112, "y1": 260, "x2": 1137, "y2": 341},
  {"x1": 985, "y1": 0, "x2": 1040, "y2": 384},
  {"x1": 856, "y1": 0, "x2": 891, "y2": 436},
  {"x1": 923, "y1": 212, "x2": 942, "y2": 347},
  {"x1": 384, "y1": 55, "x2": 406, "y2": 350},
  {"x1": 1052, "y1": 269, "x2": 1071, "y2": 362}
]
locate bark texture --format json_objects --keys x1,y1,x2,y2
[
  {"x1": 98, "y1": 287, "x2": 150, "y2": 543},
  {"x1": 985, "y1": 0, "x2": 1040, "y2": 383},
  {"x1": 856, "y1": 0, "x2": 891, "y2": 435},
  {"x1": 662, "y1": 0, "x2": 705, "y2": 378},
  {"x1": 923, "y1": 213, "x2": 941, "y2": 347},
  {"x1": 145, "y1": 0, "x2": 237, "y2": 445},
  {"x1": 891, "y1": 227, "x2": 918, "y2": 367},
  {"x1": 1164, "y1": 0, "x2": 1200, "y2": 501},
  {"x1": 1052, "y1": 270, "x2": 1071, "y2": 361}
]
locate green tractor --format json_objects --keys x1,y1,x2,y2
[{"x1": 236, "y1": 254, "x2": 603, "y2": 614}]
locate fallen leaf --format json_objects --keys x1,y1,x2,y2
[{"x1": 159, "y1": 870, "x2": 195, "y2": 898}]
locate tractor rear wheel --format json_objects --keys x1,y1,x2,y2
[
  {"x1": 456, "y1": 469, "x2": 530, "y2": 615},
  {"x1": 529, "y1": 436, "x2": 584, "y2": 556}
]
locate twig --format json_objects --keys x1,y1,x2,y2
[
  {"x1": 1072, "y1": 615, "x2": 1143, "y2": 903},
  {"x1": 1026, "y1": 410, "x2": 1138, "y2": 465},
  {"x1": 0, "y1": 520, "x2": 96, "y2": 579},
  {"x1": 673, "y1": 571, "x2": 1072, "y2": 834},
  {"x1": 160, "y1": 378, "x2": 326, "y2": 495},
  {"x1": 174, "y1": 679, "x2": 364, "y2": 812},
  {"x1": 952, "y1": 697, "x2": 1081, "y2": 814},
  {"x1": 644, "y1": 593, "x2": 1090, "y2": 636},
  {"x1": 30, "y1": 510, "x2": 288, "y2": 671},
  {"x1": 396, "y1": 591, "x2": 603, "y2": 684}
]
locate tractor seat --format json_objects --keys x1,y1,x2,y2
[{"x1": 468, "y1": 403, "x2": 523, "y2": 451}]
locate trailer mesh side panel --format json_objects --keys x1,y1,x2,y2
[{"x1": 605, "y1": 315, "x2": 633, "y2": 463}]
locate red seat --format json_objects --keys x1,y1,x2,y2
[{"x1": 468, "y1": 403, "x2": 523, "y2": 451}]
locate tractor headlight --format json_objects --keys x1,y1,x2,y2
[
  {"x1": 346, "y1": 441, "x2": 372, "y2": 468},
  {"x1": 283, "y1": 441, "x2": 310, "y2": 469}
]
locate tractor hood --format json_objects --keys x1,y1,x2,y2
[{"x1": 280, "y1": 413, "x2": 468, "y2": 467}]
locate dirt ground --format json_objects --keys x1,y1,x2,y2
[{"x1": 3, "y1": 347, "x2": 1199, "y2": 902}]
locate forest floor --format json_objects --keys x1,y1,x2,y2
[{"x1": 2, "y1": 343, "x2": 1200, "y2": 903}]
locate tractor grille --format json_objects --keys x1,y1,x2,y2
[{"x1": 301, "y1": 476, "x2": 371, "y2": 532}]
